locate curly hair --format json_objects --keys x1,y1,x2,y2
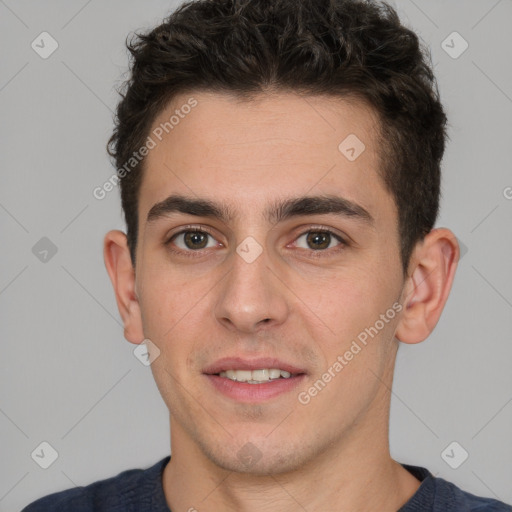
[{"x1": 107, "y1": 0, "x2": 447, "y2": 275}]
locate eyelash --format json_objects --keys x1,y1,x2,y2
[{"x1": 165, "y1": 225, "x2": 347, "y2": 259}]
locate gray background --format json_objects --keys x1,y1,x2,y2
[{"x1": 1, "y1": 1, "x2": 511, "y2": 510}]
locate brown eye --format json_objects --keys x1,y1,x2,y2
[
  {"x1": 183, "y1": 231, "x2": 209, "y2": 249},
  {"x1": 306, "y1": 232, "x2": 331, "y2": 250},
  {"x1": 295, "y1": 230, "x2": 344, "y2": 251},
  {"x1": 168, "y1": 229, "x2": 218, "y2": 252}
]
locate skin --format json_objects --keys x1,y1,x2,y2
[{"x1": 104, "y1": 90, "x2": 459, "y2": 512}]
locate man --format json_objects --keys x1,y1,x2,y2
[{"x1": 23, "y1": 0, "x2": 511, "y2": 510}]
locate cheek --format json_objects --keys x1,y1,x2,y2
[
  {"x1": 138, "y1": 267, "x2": 208, "y2": 345},
  {"x1": 293, "y1": 266, "x2": 395, "y2": 346},
  {"x1": 296, "y1": 274, "x2": 401, "y2": 396}
]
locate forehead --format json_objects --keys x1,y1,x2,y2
[{"x1": 138, "y1": 90, "x2": 394, "y2": 226}]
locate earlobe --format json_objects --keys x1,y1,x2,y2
[
  {"x1": 395, "y1": 228, "x2": 459, "y2": 344},
  {"x1": 103, "y1": 230, "x2": 145, "y2": 344}
]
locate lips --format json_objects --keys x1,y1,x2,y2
[{"x1": 202, "y1": 357, "x2": 307, "y2": 376}]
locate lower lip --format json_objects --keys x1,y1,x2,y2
[{"x1": 204, "y1": 374, "x2": 306, "y2": 402}]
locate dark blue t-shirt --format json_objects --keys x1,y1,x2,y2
[{"x1": 22, "y1": 456, "x2": 512, "y2": 511}]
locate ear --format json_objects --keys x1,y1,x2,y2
[
  {"x1": 103, "y1": 230, "x2": 145, "y2": 345},
  {"x1": 395, "y1": 228, "x2": 459, "y2": 344}
]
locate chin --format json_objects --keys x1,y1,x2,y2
[{"x1": 199, "y1": 436, "x2": 311, "y2": 476}]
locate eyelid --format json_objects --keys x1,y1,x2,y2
[
  {"x1": 166, "y1": 224, "x2": 217, "y2": 242},
  {"x1": 290, "y1": 224, "x2": 349, "y2": 244}
]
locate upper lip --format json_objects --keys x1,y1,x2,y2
[{"x1": 203, "y1": 357, "x2": 307, "y2": 375}]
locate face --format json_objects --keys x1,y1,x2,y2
[{"x1": 131, "y1": 91, "x2": 406, "y2": 474}]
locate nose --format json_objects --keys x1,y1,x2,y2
[{"x1": 213, "y1": 244, "x2": 290, "y2": 334}]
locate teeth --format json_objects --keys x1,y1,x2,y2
[
  {"x1": 218, "y1": 368, "x2": 295, "y2": 383},
  {"x1": 268, "y1": 369, "x2": 281, "y2": 379}
]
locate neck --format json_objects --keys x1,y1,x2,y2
[{"x1": 162, "y1": 391, "x2": 421, "y2": 512}]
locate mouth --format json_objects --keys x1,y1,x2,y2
[{"x1": 203, "y1": 357, "x2": 307, "y2": 402}]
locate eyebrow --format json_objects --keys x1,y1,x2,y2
[{"x1": 146, "y1": 194, "x2": 374, "y2": 226}]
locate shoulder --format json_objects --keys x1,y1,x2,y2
[
  {"x1": 400, "y1": 463, "x2": 512, "y2": 512},
  {"x1": 437, "y1": 479, "x2": 512, "y2": 511},
  {"x1": 21, "y1": 456, "x2": 170, "y2": 512}
]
